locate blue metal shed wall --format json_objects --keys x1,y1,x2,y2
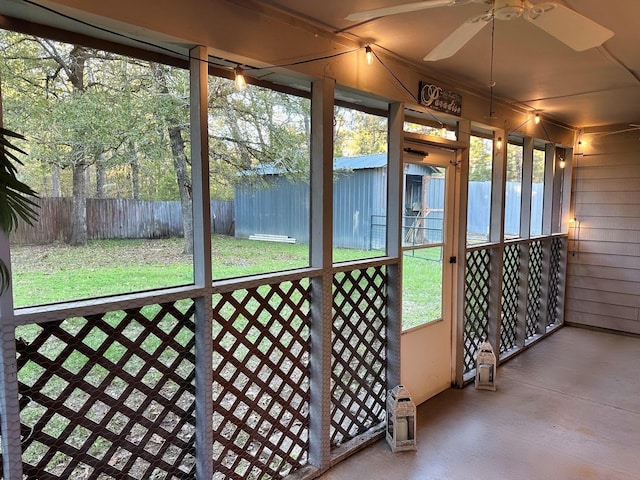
[
  {"x1": 467, "y1": 181, "x2": 491, "y2": 236},
  {"x1": 529, "y1": 183, "x2": 544, "y2": 236},
  {"x1": 425, "y1": 177, "x2": 444, "y2": 243},
  {"x1": 234, "y1": 175, "x2": 543, "y2": 247},
  {"x1": 234, "y1": 177, "x2": 310, "y2": 243},
  {"x1": 467, "y1": 181, "x2": 544, "y2": 237},
  {"x1": 369, "y1": 167, "x2": 388, "y2": 250},
  {"x1": 235, "y1": 168, "x2": 389, "y2": 250},
  {"x1": 333, "y1": 168, "x2": 386, "y2": 250}
]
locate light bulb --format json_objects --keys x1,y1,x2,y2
[
  {"x1": 496, "y1": 137, "x2": 503, "y2": 150},
  {"x1": 234, "y1": 66, "x2": 246, "y2": 91},
  {"x1": 559, "y1": 159, "x2": 566, "y2": 169},
  {"x1": 365, "y1": 46, "x2": 373, "y2": 65},
  {"x1": 534, "y1": 113, "x2": 540, "y2": 125}
]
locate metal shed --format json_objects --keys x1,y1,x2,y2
[{"x1": 234, "y1": 154, "x2": 439, "y2": 250}]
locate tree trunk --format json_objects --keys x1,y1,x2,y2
[
  {"x1": 168, "y1": 125, "x2": 193, "y2": 254},
  {"x1": 129, "y1": 142, "x2": 140, "y2": 200},
  {"x1": 70, "y1": 160, "x2": 88, "y2": 246},
  {"x1": 150, "y1": 62, "x2": 193, "y2": 254},
  {"x1": 50, "y1": 164, "x2": 61, "y2": 197},
  {"x1": 96, "y1": 152, "x2": 107, "y2": 198},
  {"x1": 68, "y1": 46, "x2": 89, "y2": 246}
]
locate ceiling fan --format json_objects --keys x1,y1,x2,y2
[{"x1": 346, "y1": 0, "x2": 614, "y2": 61}]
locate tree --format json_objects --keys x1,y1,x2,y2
[
  {"x1": 208, "y1": 78, "x2": 312, "y2": 196},
  {"x1": 506, "y1": 143, "x2": 523, "y2": 183},
  {"x1": 1, "y1": 28, "x2": 398, "y2": 254},
  {"x1": 469, "y1": 136, "x2": 493, "y2": 181},
  {"x1": 1, "y1": 31, "x2": 189, "y2": 240},
  {"x1": 149, "y1": 62, "x2": 193, "y2": 254},
  {"x1": 0, "y1": 35, "x2": 138, "y2": 244},
  {"x1": 334, "y1": 106, "x2": 387, "y2": 158}
]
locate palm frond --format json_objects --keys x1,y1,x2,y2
[
  {"x1": 0, "y1": 260, "x2": 10, "y2": 294},
  {"x1": 0, "y1": 127, "x2": 40, "y2": 293}
]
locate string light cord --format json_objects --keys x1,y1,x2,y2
[
  {"x1": 19, "y1": 0, "x2": 573, "y2": 141},
  {"x1": 507, "y1": 116, "x2": 530, "y2": 135},
  {"x1": 22, "y1": 0, "x2": 190, "y2": 59},
  {"x1": 20, "y1": 0, "x2": 359, "y2": 78},
  {"x1": 247, "y1": 48, "x2": 360, "y2": 72},
  {"x1": 488, "y1": 14, "x2": 496, "y2": 118},
  {"x1": 540, "y1": 119, "x2": 553, "y2": 144},
  {"x1": 370, "y1": 48, "x2": 420, "y2": 104},
  {"x1": 19, "y1": 0, "x2": 422, "y2": 117},
  {"x1": 15, "y1": 0, "x2": 564, "y2": 144},
  {"x1": 20, "y1": 0, "x2": 445, "y2": 128}
]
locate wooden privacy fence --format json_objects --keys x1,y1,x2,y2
[{"x1": 11, "y1": 197, "x2": 234, "y2": 244}]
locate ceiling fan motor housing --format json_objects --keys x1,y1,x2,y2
[{"x1": 493, "y1": 0, "x2": 525, "y2": 20}]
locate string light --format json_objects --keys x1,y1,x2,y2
[
  {"x1": 365, "y1": 45, "x2": 373, "y2": 65},
  {"x1": 25, "y1": 0, "x2": 545, "y2": 142},
  {"x1": 234, "y1": 65, "x2": 246, "y2": 91},
  {"x1": 569, "y1": 217, "x2": 580, "y2": 256}
]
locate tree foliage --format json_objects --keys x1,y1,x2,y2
[
  {"x1": 469, "y1": 136, "x2": 546, "y2": 183},
  {"x1": 469, "y1": 136, "x2": 493, "y2": 181},
  {"x1": 0, "y1": 28, "x2": 396, "y2": 251},
  {"x1": 334, "y1": 106, "x2": 387, "y2": 158}
]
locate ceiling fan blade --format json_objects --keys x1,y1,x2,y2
[
  {"x1": 423, "y1": 13, "x2": 491, "y2": 61},
  {"x1": 524, "y1": 2, "x2": 614, "y2": 51},
  {"x1": 345, "y1": 0, "x2": 458, "y2": 22}
]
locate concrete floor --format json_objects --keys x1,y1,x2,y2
[{"x1": 318, "y1": 326, "x2": 640, "y2": 480}]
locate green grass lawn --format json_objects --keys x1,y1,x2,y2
[
  {"x1": 12, "y1": 235, "x2": 442, "y2": 468},
  {"x1": 10, "y1": 235, "x2": 442, "y2": 328},
  {"x1": 402, "y1": 247, "x2": 443, "y2": 329},
  {"x1": 11, "y1": 236, "x2": 442, "y2": 471}
]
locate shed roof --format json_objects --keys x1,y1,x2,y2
[
  {"x1": 333, "y1": 153, "x2": 386, "y2": 170},
  {"x1": 241, "y1": 153, "x2": 388, "y2": 176},
  {"x1": 241, "y1": 152, "x2": 442, "y2": 177}
]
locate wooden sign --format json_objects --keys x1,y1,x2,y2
[{"x1": 419, "y1": 82, "x2": 462, "y2": 116}]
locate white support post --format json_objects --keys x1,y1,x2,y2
[
  {"x1": 557, "y1": 147, "x2": 573, "y2": 326},
  {"x1": 520, "y1": 137, "x2": 534, "y2": 239},
  {"x1": 0, "y1": 78, "x2": 23, "y2": 480},
  {"x1": 189, "y1": 45, "x2": 214, "y2": 480},
  {"x1": 490, "y1": 130, "x2": 507, "y2": 245},
  {"x1": 559, "y1": 147, "x2": 574, "y2": 233},
  {"x1": 0, "y1": 233, "x2": 23, "y2": 480},
  {"x1": 517, "y1": 137, "x2": 534, "y2": 347},
  {"x1": 386, "y1": 102, "x2": 403, "y2": 390},
  {"x1": 542, "y1": 143, "x2": 556, "y2": 236},
  {"x1": 454, "y1": 119, "x2": 471, "y2": 386},
  {"x1": 308, "y1": 77, "x2": 335, "y2": 472},
  {"x1": 0, "y1": 317, "x2": 22, "y2": 480},
  {"x1": 489, "y1": 129, "x2": 506, "y2": 354},
  {"x1": 550, "y1": 146, "x2": 563, "y2": 234}
]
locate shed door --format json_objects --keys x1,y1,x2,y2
[{"x1": 400, "y1": 141, "x2": 457, "y2": 405}]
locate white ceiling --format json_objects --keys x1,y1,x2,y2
[{"x1": 250, "y1": 0, "x2": 640, "y2": 129}]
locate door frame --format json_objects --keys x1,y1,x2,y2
[{"x1": 398, "y1": 136, "x2": 463, "y2": 404}]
